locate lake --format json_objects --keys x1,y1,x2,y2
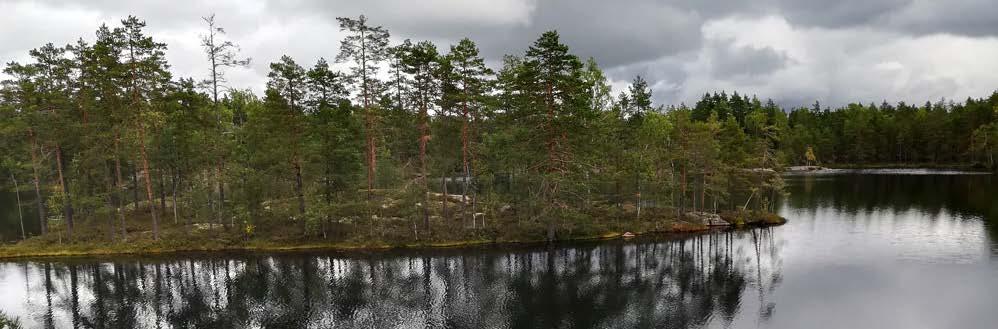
[{"x1": 0, "y1": 170, "x2": 996, "y2": 328}]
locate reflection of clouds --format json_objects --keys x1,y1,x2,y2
[
  {"x1": 780, "y1": 174, "x2": 995, "y2": 264},
  {"x1": 768, "y1": 174, "x2": 998, "y2": 329},
  {"x1": 3, "y1": 231, "x2": 783, "y2": 329},
  {"x1": 782, "y1": 205, "x2": 989, "y2": 265}
]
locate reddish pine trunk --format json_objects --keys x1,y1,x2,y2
[
  {"x1": 419, "y1": 97, "x2": 430, "y2": 230},
  {"x1": 543, "y1": 82, "x2": 557, "y2": 241},
  {"x1": 137, "y1": 123, "x2": 159, "y2": 241},
  {"x1": 55, "y1": 145, "x2": 74, "y2": 238},
  {"x1": 360, "y1": 32, "x2": 376, "y2": 201},
  {"x1": 126, "y1": 35, "x2": 159, "y2": 240},
  {"x1": 461, "y1": 96, "x2": 470, "y2": 225}
]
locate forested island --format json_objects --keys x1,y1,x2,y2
[{"x1": 0, "y1": 15, "x2": 995, "y2": 258}]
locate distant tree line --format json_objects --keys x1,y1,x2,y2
[
  {"x1": 689, "y1": 91, "x2": 998, "y2": 167},
  {"x1": 0, "y1": 15, "x2": 992, "y2": 243}
]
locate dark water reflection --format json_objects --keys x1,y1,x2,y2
[
  {"x1": 0, "y1": 232, "x2": 780, "y2": 329},
  {"x1": 1, "y1": 171, "x2": 997, "y2": 328}
]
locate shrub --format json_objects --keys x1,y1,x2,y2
[{"x1": 0, "y1": 311, "x2": 22, "y2": 329}]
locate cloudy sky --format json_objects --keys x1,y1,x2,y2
[{"x1": 3, "y1": 0, "x2": 998, "y2": 108}]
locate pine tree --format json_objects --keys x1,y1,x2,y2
[
  {"x1": 335, "y1": 15, "x2": 390, "y2": 200},
  {"x1": 2, "y1": 60, "x2": 50, "y2": 235},
  {"x1": 443, "y1": 38, "x2": 492, "y2": 227},
  {"x1": 267, "y1": 55, "x2": 308, "y2": 232},
  {"x1": 120, "y1": 16, "x2": 172, "y2": 240},
  {"x1": 625, "y1": 75, "x2": 652, "y2": 120},
  {"x1": 520, "y1": 31, "x2": 593, "y2": 240},
  {"x1": 305, "y1": 57, "x2": 360, "y2": 237},
  {"x1": 397, "y1": 40, "x2": 441, "y2": 229}
]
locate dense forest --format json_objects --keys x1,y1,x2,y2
[
  {"x1": 690, "y1": 93, "x2": 998, "y2": 166},
  {"x1": 0, "y1": 15, "x2": 995, "y2": 247}
]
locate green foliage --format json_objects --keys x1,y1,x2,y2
[
  {"x1": 782, "y1": 97, "x2": 998, "y2": 166},
  {"x1": 0, "y1": 311, "x2": 21, "y2": 329}
]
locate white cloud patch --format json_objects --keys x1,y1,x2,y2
[{"x1": 628, "y1": 16, "x2": 998, "y2": 107}]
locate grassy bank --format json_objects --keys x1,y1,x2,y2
[{"x1": 0, "y1": 209, "x2": 785, "y2": 260}]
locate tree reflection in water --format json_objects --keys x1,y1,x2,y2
[{"x1": 6, "y1": 229, "x2": 782, "y2": 329}]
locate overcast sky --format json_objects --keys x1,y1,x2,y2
[{"x1": 3, "y1": 0, "x2": 998, "y2": 108}]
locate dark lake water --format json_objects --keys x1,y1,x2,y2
[{"x1": 1, "y1": 170, "x2": 996, "y2": 328}]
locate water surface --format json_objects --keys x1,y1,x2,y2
[{"x1": 0, "y1": 171, "x2": 996, "y2": 328}]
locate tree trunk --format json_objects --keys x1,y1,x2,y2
[
  {"x1": 114, "y1": 147, "x2": 127, "y2": 240},
  {"x1": 743, "y1": 189, "x2": 756, "y2": 210},
  {"x1": 171, "y1": 168, "x2": 179, "y2": 225},
  {"x1": 463, "y1": 175, "x2": 471, "y2": 228},
  {"x1": 670, "y1": 161, "x2": 677, "y2": 218},
  {"x1": 211, "y1": 35, "x2": 229, "y2": 231},
  {"x1": 360, "y1": 32, "x2": 376, "y2": 201},
  {"x1": 461, "y1": 95, "x2": 470, "y2": 228},
  {"x1": 159, "y1": 170, "x2": 167, "y2": 217},
  {"x1": 294, "y1": 159, "x2": 306, "y2": 235},
  {"x1": 105, "y1": 164, "x2": 116, "y2": 242},
  {"x1": 419, "y1": 104, "x2": 430, "y2": 230},
  {"x1": 28, "y1": 131, "x2": 47, "y2": 235},
  {"x1": 137, "y1": 124, "x2": 160, "y2": 241},
  {"x1": 545, "y1": 182, "x2": 559, "y2": 243},
  {"x1": 10, "y1": 174, "x2": 25, "y2": 240},
  {"x1": 131, "y1": 166, "x2": 139, "y2": 206},
  {"x1": 470, "y1": 116, "x2": 483, "y2": 228},
  {"x1": 680, "y1": 166, "x2": 687, "y2": 216},
  {"x1": 701, "y1": 172, "x2": 707, "y2": 211},
  {"x1": 441, "y1": 177, "x2": 449, "y2": 221},
  {"x1": 635, "y1": 171, "x2": 642, "y2": 221},
  {"x1": 55, "y1": 145, "x2": 74, "y2": 239}
]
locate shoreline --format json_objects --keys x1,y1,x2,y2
[
  {"x1": 784, "y1": 164, "x2": 994, "y2": 175},
  {"x1": 0, "y1": 219, "x2": 785, "y2": 261},
  {"x1": 789, "y1": 163, "x2": 992, "y2": 171}
]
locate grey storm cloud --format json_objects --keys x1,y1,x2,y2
[
  {"x1": 707, "y1": 40, "x2": 792, "y2": 78},
  {"x1": 3, "y1": 0, "x2": 998, "y2": 108},
  {"x1": 771, "y1": 0, "x2": 910, "y2": 28}
]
